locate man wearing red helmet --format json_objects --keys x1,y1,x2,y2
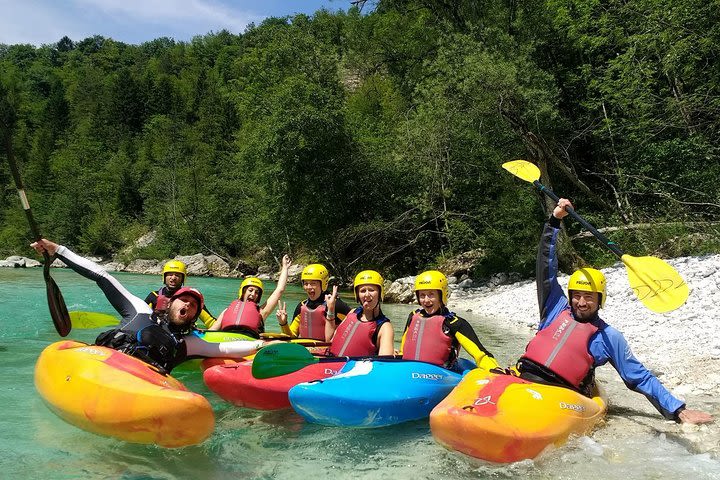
[{"x1": 31, "y1": 239, "x2": 267, "y2": 373}]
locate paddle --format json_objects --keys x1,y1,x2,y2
[
  {"x1": 3, "y1": 130, "x2": 71, "y2": 336},
  {"x1": 502, "y1": 159, "x2": 689, "y2": 313},
  {"x1": 69, "y1": 311, "x2": 120, "y2": 329},
  {"x1": 251, "y1": 342, "x2": 399, "y2": 379}
]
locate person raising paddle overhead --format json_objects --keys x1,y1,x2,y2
[
  {"x1": 515, "y1": 198, "x2": 712, "y2": 424},
  {"x1": 30, "y1": 239, "x2": 269, "y2": 373}
]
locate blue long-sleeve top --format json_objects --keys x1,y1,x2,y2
[{"x1": 536, "y1": 217, "x2": 685, "y2": 420}]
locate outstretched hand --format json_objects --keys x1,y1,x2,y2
[
  {"x1": 678, "y1": 408, "x2": 714, "y2": 425},
  {"x1": 30, "y1": 238, "x2": 59, "y2": 257},
  {"x1": 281, "y1": 254, "x2": 292, "y2": 270}
]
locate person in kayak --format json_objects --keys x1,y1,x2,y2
[
  {"x1": 399, "y1": 270, "x2": 499, "y2": 371},
  {"x1": 279, "y1": 263, "x2": 351, "y2": 340},
  {"x1": 145, "y1": 259, "x2": 217, "y2": 329},
  {"x1": 515, "y1": 198, "x2": 713, "y2": 424},
  {"x1": 323, "y1": 270, "x2": 395, "y2": 356},
  {"x1": 31, "y1": 239, "x2": 269, "y2": 374},
  {"x1": 208, "y1": 255, "x2": 292, "y2": 338}
]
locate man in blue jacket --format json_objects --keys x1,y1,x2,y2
[{"x1": 516, "y1": 198, "x2": 712, "y2": 424}]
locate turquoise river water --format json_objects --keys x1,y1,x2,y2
[{"x1": 0, "y1": 268, "x2": 718, "y2": 479}]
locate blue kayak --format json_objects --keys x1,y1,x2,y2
[{"x1": 288, "y1": 358, "x2": 473, "y2": 427}]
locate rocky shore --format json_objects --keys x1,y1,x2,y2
[{"x1": 0, "y1": 253, "x2": 306, "y2": 282}]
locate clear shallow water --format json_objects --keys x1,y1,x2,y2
[{"x1": 1, "y1": 268, "x2": 718, "y2": 479}]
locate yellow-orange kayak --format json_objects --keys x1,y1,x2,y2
[
  {"x1": 429, "y1": 368, "x2": 606, "y2": 463},
  {"x1": 34, "y1": 340, "x2": 214, "y2": 448}
]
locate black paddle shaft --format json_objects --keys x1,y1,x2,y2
[
  {"x1": 3, "y1": 130, "x2": 71, "y2": 336},
  {"x1": 3, "y1": 133, "x2": 43, "y2": 241},
  {"x1": 533, "y1": 180, "x2": 625, "y2": 259}
]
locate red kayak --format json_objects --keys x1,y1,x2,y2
[{"x1": 203, "y1": 359, "x2": 347, "y2": 410}]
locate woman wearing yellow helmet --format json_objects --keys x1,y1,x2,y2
[
  {"x1": 324, "y1": 270, "x2": 395, "y2": 356},
  {"x1": 516, "y1": 198, "x2": 711, "y2": 424},
  {"x1": 279, "y1": 263, "x2": 352, "y2": 340},
  {"x1": 209, "y1": 255, "x2": 292, "y2": 338},
  {"x1": 145, "y1": 259, "x2": 218, "y2": 329},
  {"x1": 399, "y1": 270, "x2": 499, "y2": 371}
]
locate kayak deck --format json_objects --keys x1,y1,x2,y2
[
  {"x1": 289, "y1": 359, "x2": 465, "y2": 427},
  {"x1": 35, "y1": 340, "x2": 214, "y2": 447},
  {"x1": 429, "y1": 368, "x2": 606, "y2": 463}
]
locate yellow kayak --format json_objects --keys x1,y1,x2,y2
[
  {"x1": 429, "y1": 368, "x2": 606, "y2": 463},
  {"x1": 34, "y1": 340, "x2": 214, "y2": 448}
]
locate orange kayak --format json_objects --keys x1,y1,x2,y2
[
  {"x1": 430, "y1": 368, "x2": 606, "y2": 463},
  {"x1": 34, "y1": 340, "x2": 214, "y2": 448}
]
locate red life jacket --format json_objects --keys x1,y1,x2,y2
[
  {"x1": 401, "y1": 311, "x2": 454, "y2": 366},
  {"x1": 329, "y1": 309, "x2": 378, "y2": 357},
  {"x1": 153, "y1": 287, "x2": 173, "y2": 313},
  {"x1": 219, "y1": 299, "x2": 264, "y2": 334},
  {"x1": 299, "y1": 302, "x2": 327, "y2": 340},
  {"x1": 521, "y1": 308, "x2": 598, "y2": 387}
]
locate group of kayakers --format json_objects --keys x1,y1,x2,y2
[{"x1": 30, "y1": 197, "x2": 713, "y2": 425}]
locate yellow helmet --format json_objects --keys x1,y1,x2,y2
[
  {"x1": 301, "y1": 264, "x2": 329, "y2": 291},
  {"x1": 568, "y1": 267, "x2": 606, "y2": 308},
  {"x1": 414, "y1": 270, "x2": 448, "y2": 305},
  {"x1": 239, "y1": 277, "x2": 264, "y2": 302},
  {"x1": 162, "y1": 260, "x2": 187, "y2": 282},
  {"x1": 353, "y1": 270, "x2": 384, "y2": 302}
]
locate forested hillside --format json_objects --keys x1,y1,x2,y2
[{"x1": 1, "y1": 0, "x2": 719, "y2": 279}]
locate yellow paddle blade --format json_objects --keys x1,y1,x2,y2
[
  {"x1": 259, "y1": 332, "x2": 293, "y2": 340},
  {"x1": 502, "y1": 160, "x2": 541, "y2": 183},
  {"x1": 621, "y1": 255, "x2": 690, "y2": 313},
  {"x1": 69, "y1": 311, "x2": 120, "y2": 329}
]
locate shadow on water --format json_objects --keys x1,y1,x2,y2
[{"x1": 607, "y1": 404, "x2": 666, "y2": 420}]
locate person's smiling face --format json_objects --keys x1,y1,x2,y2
[
  {"x1": 570, "y1": 290, "x2": 600, "y2": 320},
  {"x1": 417, "y1": 289, "x2": 442, "y2": 315},
  {"x1": 303, "y1": 280, "x2": 323, "y2": 301}
]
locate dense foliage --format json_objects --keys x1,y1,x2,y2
[{"x1": 1, "y1": 1, "x2": 719, "y2": 279}]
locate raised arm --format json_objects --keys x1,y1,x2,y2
[
  {"x1": 324, "y1": 285, "x2": 339, "y2": 342},
  {"x1": 536, "y1": 199, "x2": 572, "y2": 330},
  {"x1": 260, "y1": 255, "x2": 291, "y2": 319},
  {"x1": 31, "y1": 239, "x2": 150, "y2": 326}
]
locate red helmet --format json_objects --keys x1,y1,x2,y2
[{"x1": 170, "y1": 287, "x2": 205, "y2": 319}]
